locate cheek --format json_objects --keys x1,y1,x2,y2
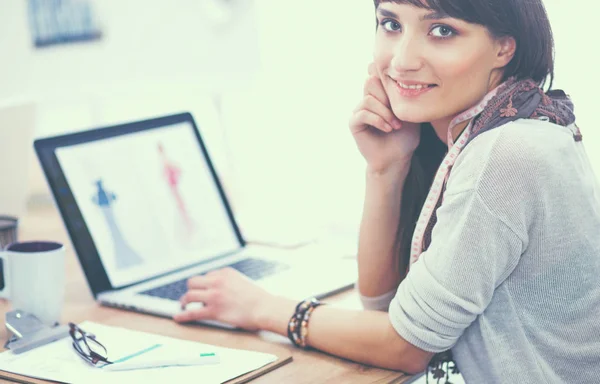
[
  {"x1": 437, "y1": 38, "x2": 502, "y2": 89},
  {"x1": 425, "y1": 46, "x2": 496, "y2": 120},
  {"x1": 373, "y1": 38, "x2": 394, "y2": 70},
  {"x1": 432, "y1": 47, "x2": 490, "y2": 83}
]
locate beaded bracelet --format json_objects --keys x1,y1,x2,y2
[{"x1": 287, "y1": 297, "x2": 324, "y2": 349}]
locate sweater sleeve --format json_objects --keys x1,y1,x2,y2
[
  {"x1": 388, "y1": 187, "x2": 525, "y2": 352},
  {"x1": 357, "y1": 286, "x2": 397, "y2": 311}
]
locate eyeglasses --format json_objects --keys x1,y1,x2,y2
[{"x1": 68, "y1": 322, "x2": 113, "y2": 367}]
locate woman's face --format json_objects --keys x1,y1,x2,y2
[{"x1": 373, "y1": 2, "x2": 515, "y2": 130}]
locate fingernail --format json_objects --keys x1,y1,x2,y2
[
  {"x1": 385, "y1": 123, "x2": 393, "y2": 132},
  {"x1": 392, "y1": 120, "x2": 402, "y2": 129}
]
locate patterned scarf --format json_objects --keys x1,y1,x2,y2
[{"x1": 416, "y1": 77, "x2": 579, "y2": 383}]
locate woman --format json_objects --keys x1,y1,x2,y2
[{"x1": 174, "y1": 0, "x2": 600, "y2": 382}]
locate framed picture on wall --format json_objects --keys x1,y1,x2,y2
[{"x1": 28, "y1": 0, "x2": 102, "y2": 48}]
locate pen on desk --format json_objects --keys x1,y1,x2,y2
[{"x1": 102, "y1": 352, "x2": 220, "y2": 371}]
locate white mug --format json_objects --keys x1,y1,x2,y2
[{"x1": 0, "y1": 241, "x2": 66, "y2": 326}]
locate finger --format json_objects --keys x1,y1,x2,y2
[
  {"x1": 187, "y1": 273, "x2": 220, "y2": 289},
  {"x1": 352, "y1": 96, "x2": 402, "y2": 131},
  {"x1": 180, "y1": 289, "x2": 211, "y2": 307},
  {"x1": 173, "y1": 306, "x2": 214, "y2": 323},
  {"x1": 364, "y1": 75, "x2": 390, "y2": 108},
  {"x1": 350, "y1": 110, "x2": 393, "y2": 133},
  {"x1": 362, "y1": 95, "x2": 401, "y2": 128}
]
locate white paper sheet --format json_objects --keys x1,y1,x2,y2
[{"x1": 0, "y1": 321, "x2": 277, "y2": 384}]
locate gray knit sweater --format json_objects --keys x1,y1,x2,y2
[{"x1": 361, "y1": 119, "x2": 600, "y2": 383}]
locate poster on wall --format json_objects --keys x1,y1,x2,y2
[{"x1": 28, "y1": 0, "x2": 102, "y2": 48}]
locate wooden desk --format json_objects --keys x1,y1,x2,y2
[{"x1": 0, "y1": 203, "x2": 411, "y2": 383}]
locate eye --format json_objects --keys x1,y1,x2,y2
[
  {"x1": 380, "y1": 19, "x2": 402, "y2": 32},
  {"x1": 430, "y1": 25, "x2": 456, "y2": 38}
]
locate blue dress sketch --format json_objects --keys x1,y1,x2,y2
[{"x1": 92, "y1": 180, "x2": 142, "y2": 269}]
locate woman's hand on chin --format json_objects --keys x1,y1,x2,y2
[{"x1": 349, "y1": 63, "x2": 421, "y2": 174}]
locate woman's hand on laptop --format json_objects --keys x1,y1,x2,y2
[{"x1": 173, "y1": 267, "x2": 287, "y2": 331}]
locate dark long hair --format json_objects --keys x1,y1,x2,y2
[{"x1": 373, "y1": 0, "x2": 556, "y2": 274}]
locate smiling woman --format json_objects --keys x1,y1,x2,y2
[{"x1": 172, "y1": 0, "x2": 600, "y2": 382}]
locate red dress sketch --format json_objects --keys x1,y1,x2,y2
[{"x1": 158, "y1": 143, "x2": 195, "y2": 237}]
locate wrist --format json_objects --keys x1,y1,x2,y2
[
  {"x1": 254, "y1": 294, "x2": 297, "y2": 335},
  {"x1": 366, "y1": 159, "x2": 412, "y2": 181}
]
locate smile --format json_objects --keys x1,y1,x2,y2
[{"x1": 393, "y1": 81, "x2": 437, "y2": 97}]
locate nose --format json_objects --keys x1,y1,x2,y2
[{"x1": 390, "y1": 34, "x2": 424, "y2": 73}]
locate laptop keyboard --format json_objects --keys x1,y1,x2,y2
[{"x1": 139, "y1": 258, "x2": 290, "y2": 301}]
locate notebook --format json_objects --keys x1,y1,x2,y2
[{"x1": 0, "y1": 321, "x2": 292, "y2": 384}]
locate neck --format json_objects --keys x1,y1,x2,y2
[{"x1": 430, "y1": 118, "x2": 471, "y2": 145}]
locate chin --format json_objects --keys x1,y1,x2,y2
[{"x1": 390, "y1": 106, "x2": 432, "y2": 124}]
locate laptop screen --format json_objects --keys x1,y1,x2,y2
[{"x1": 50, "y1": 118, "x2": 241, "y2": 289}]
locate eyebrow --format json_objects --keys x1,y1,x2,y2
[
  {"x1": 377, "y1": 8, "x2": 450, "y2": 21},
  {"x1": 422, "y1": 11, "x2": 450, "y2": 20}
]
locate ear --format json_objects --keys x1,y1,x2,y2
[{"x1": 494, "y1": 36, "x2": 517, "y2": 68}]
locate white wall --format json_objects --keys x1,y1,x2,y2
[
  {"x1": 0, "y1": 0, "x2": 598, "y2": 243},
  {"x1": 219, "y1": 0, "x2": 375, "y2": 241},
  {"x1": 0, "y1": 0, "x2": 260, "y2": 101},
  {"x1": 544, "y1": 1, "x2": 599, "y2": 165}
]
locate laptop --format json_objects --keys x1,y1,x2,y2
[{"x1": 34, "y1": 112, "x2": 357, "y2": 327}]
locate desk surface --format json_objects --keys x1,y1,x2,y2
[{"x1": 0, "y1": 203, "x2": 411, "y2": 384}]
